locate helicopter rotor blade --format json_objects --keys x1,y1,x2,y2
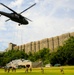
[
  {"x1": 20, "y1": 3, "x2": 36, "y2": 14},
  {"x1": 5, "y1": 19, "x2": 10, "y2": 22},
  {"x1": 25, "y1": 17, "x2": 32, "y2": 22},
  {"x1": 0, "y1": 3, "x2": 17, "y2": 14}
]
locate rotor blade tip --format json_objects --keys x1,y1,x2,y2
[{"x1": 0, "y1": 3, "x2": 3, "y2": 4}]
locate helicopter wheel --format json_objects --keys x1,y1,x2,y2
[{"x1": 18, "y1": 24, "x2": 21, "y2": 26}]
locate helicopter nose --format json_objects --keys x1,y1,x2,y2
[
  {"x1": 23, "y1": 20, "x2": 28, "y2": 25},
  {"x1": 26, "y1": 20, "x2": 28, "y2": 24}
]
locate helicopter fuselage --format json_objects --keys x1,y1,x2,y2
[
  {"x1": 0, "y1": 3, "x2": 36, "y2": 25},
  {"x1": 0, "y1": 11, "x2": 28, "y2": 24}
]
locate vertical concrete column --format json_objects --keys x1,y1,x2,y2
[
  {"x1": 8, "y1": 43, "x2": 16, "y2": 50},
  {"x1": 40, "y1": 38, "x2": 48, "y2": 50},
  {"x1": 48, "y1": 37, "x2": 54, "y2": 52},
  {"x1": 8, "y1": 43, "x2": 13, "y2": 50},
  {"x1": 19, "y1": 45, "x2": 22, "y2": 50},
  {"x1": 53, "y1": 36, "x2": 59, "y2": 51},
  {"x1": 25, "y1": 43, "x2": 31, "y2": 53},
  {"x1": 35, "y1": 41, "x2": 40, "y2": 52},
  {"x1": 31, "y1": 42, "x2": 36, "y2": 53},
  {"x1": 22, "y1": 44, "x2": 25, "y2": 52}
]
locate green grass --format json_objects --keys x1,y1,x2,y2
[{"x1": 0, "y1": 66, "x2": 74, "y2": 75}]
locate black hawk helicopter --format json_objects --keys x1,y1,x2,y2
[{"x1": 0, "y1": 3, "x2": 36, "y2": 26}]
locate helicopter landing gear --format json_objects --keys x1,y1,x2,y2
[{"x1": 18, "y1": 24, "x2": 21, "y2": 26}]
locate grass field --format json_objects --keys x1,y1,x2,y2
[{"x1": 0, "y1": 66, "x2": 74, "y2": 75}]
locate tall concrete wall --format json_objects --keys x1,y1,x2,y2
[
  {"x1": 24, "y1": 43, "x2": 31, "y2": 53},
  {"x1": 13, "y1": 46, "x2": 19, "y2": 50},
  {"x1": 7, "y1": 32, "x2": 74, "y2": 53},
  {"x1": 70, "y1": 32, "x2": 74, "y2": 36},
  {"x1": 7, "y1": 43, "x2": 17, "y2": 51},
  {"x1": 31, "y1": 42, "x2": 36, "y2": 53},
  {"x1": 59, "y1": 33, "x2": 70, "y2": 46},
  {"x1": 35, "y1": 41, "x2": 40, "y2": 52},
  {"x1": 40, "y1": 38, "x2": 48, "y2": 50},
  {"x1": 53, "y1": 36, "x2": 59, "y2": 52},
  {"x1": 22, "y1": 44, "x2": 25, "y2": 52},
  {"x1": 48, "y1": 37, "x2": 54, "y2": 52}
]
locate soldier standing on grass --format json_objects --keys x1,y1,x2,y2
[
  {"x1": 30, "y1": 67, "x2": 32, "y2": 72},
  {"x1": 60, "y1": 66, "x2": 64, "y2": 74},
  {"x1": 25, "y1": 67, "x2": 28, "y2": 73},
  {"x1": 41, "y1": 67, "x2": 44, "y2": 74}
]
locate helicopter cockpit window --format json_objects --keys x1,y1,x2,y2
[{"x1": 14, "y1": 14, "x2": 19, "y2": 18}]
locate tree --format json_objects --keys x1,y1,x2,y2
[
  {"x1": 49, "y1": 37, "x2": 74, "y2": 65},
  {"x1": 37, "y1": 48, "x2": 50, "y2": 65},
  {"x1": 28, "y1": 48, "x2": 50, "y2": 65},
  {"x1": 0, "y1": 50, "x2": 28, "y2": 66}
]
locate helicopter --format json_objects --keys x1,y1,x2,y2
[{"x1": 0, "y1": 3, "x2": 36, "y2": 26}]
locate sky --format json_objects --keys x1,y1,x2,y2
[{"x1": 0, "y1": 0, "x2": 74, "y2": 51}]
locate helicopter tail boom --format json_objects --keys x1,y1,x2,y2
[{"x1": 0, "y1": 11, "x2": 10, "y2": 17}]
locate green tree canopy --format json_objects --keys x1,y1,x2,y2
[{"x1": 49, "y1": 37, "x2": 74, "y2": 66}]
